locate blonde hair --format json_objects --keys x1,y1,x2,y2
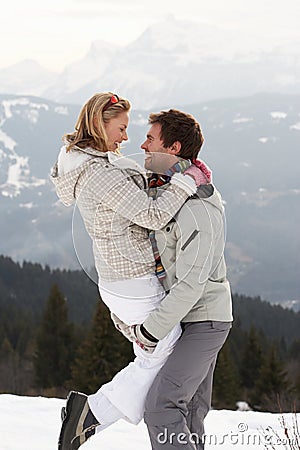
[{"x1": 63, "y1": 92, "x2": 131, "y2": 152}]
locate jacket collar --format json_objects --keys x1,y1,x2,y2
[
  {"x1": 75, "y1": 146, "x2": 145, "y2": 173},
  {"x1": 108, "y1": 151, "x2": 145, "y2": 173}
]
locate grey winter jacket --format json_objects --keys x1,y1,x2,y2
[{"x1": 143, "y1": 184, "x2": 233, "y2": 340}]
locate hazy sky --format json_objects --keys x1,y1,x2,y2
[{"x1": 1, "y1": 0, "x2": 299, "y2": 71}]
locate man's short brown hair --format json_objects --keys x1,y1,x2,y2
[{"x1": 148, "y1": 109, "x2": 204, "y2": 160}]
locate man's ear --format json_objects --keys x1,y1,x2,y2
[{"x1": 169, "y1": 141, "x2": 181, "y2": 155}]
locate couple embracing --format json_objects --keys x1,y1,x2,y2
[{"x1": 51, "y1": 92, "x2": 233, "y2": 450}]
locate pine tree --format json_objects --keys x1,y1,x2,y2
[
  {"x1": 289, "y1": 338, "x2": 300, "y2": 359},
  {"x1": 253, "y1": 344, "x2": 291, "y2": 411},
  {"x1": 240, "y1": 326, "x2": 264, "y2": 389},
  {"x1": 34, "y1": 284, "x2": 76, "y2": 388},
  {"x1": 294, "y1": 367, "x2": 300, "y2": 400},
  {"x1": 225, "y1": 316, "x2": 247, "y2": 369},
  {"x1": 70, "y1": 301, "x2": 133, "y2": 394},
  {"x1": 213, "y1": 342, "x2": 241, "y2": 409},
  {"x1": 0, "y1": 337, "x2": 17, "y2": 393}
]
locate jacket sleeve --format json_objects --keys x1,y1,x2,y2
[
  {"x1": 142, "y1": 204, "x2": 218, "y2": 340},
  {"x1": 89, "y1": 167, "x2": 197, "y2": 230}
]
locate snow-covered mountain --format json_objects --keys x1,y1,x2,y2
[
  {"x1": 0, "y1": 60, "x2": 57, "y2": 97},
  {"x1": 43, "y1": 41, "x2": 119, "y2": 103},
  {"x1": 0, "y1": 92, "x2": 299, "y2": 308},
  {"x1": 0, "y1": 18, "x2": 299, "y2": 108},
  {"x1": 48, "y1": 18, "x2": 300, "y2": 109}
]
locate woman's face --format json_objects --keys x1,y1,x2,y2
[{"x1": 104, "y1": 111, "x2": 129, "y2": 151}]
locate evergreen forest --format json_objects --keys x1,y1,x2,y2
[{"x1": 0, "y1": 255, "x2": 299, "y2": 412}]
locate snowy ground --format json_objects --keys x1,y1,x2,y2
[{"x1": 1, "y1": 394, "x2": 299, "y2": 450}]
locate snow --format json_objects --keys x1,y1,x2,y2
[
  {"x1": 0, "y1": 61, "x2": 57, "y2": 97},
  {"x1": 54, "y1": 106, "x2": 69, "y2": 115},
  {"x1": 270, "y1": 111, "x2": 287, "y2": 119},
  {"x1": 24, "y1": 109, "x2": 40, "y2": 124},
  {"x1": 0, "y1": 129, "x2": 17, "y2": 151},
  {"x1": 1, "y1": 98, "x2": 49, "y2": 120},
  {"x1": 0, "y1": 17, "x2": 299, "y2": 108},
  {"x1": 1, "y1": 394, "x2": 298, "y2": 450},
  {"x1": 259, "y1": 137, "x2": 269, "y2": 143},
  {"x1": 274, "y1": 73, "x2": 297, "y2": 86},
  {"x1": 131, "y1": 114, "x2": 148, "y2": 126},
  {"x1": 7, "y1": 155, "x2": 29, "y2": 185},
  {"x1": 233, "y1": 117, "x2": 253, "y2": 124},
  {"x1": 258, "y1": 136, "x2": 278, "y2": 144},
  {"x1": 290, "y1": 122, "x2": 300, "y2": 131},
  {"x1": 19, "y1": 202, "x2": 35, "y2": 209},
  {"x1": 1, "y1": 151, "x2": 46, "y2": 198},
  {"x1": 0, "y1": 102, "x2": 47, "y2": 197},
  {"x1": 132, "y1": 16, "x2": 268, "y2": 64},
  {"x1": 2, "y1": 98, "x2": 31, "y2": 119},
  {"x1": 1, "y1": 190, "x2": 11, "y2": 197},
  {"x1": 44, "y1": 41, "x2": 118, "y2": 100}
]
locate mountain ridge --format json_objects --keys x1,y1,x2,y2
[
  {"x1": 0, "y1": 18, "x2": 299, "y2": 108},
  {"x1": 0, "y1": 92, "x2": 299, "y2": 308}
]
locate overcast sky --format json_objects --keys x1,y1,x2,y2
[{"x1": 1, "y1": 0, "x2": 299, "y2": 71}]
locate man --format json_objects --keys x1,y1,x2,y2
[{"x1": 119, "y1": 109, "x2": 233, "y2": 449}]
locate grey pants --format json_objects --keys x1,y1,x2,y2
[{"x1": 144, "y1": 321, "x2": 231, "y2": 450}]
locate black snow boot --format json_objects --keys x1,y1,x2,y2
[{"x1": 58, "y1": 391, "x2": 100, "y2": 450}]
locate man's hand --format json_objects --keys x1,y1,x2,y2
[
  {"x1": 110, "y1": 313, "x2": 158, "y2": 353},
  {"x1": 132, "y1": 324, "x2": 158, "y2": 353}
]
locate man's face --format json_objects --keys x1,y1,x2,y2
[{"x1": 141, "y1": 123, "x2": 178, "y2": 173}]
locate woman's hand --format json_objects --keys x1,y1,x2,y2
[{"x1": 110, "y1": 313, "x2": 158, "y2": 353}]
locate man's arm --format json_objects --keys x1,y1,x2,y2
[
  {"x1": 111, "y1": 219, "x2": 215, "y2": 346},
  {"x1": 143, "y1": 203, "x2": 217, "y2": 340}
]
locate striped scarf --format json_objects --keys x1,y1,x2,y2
[{"x1": 148, "y1": 159, "x2": 191, "y2": 283}]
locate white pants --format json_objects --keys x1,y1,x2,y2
[{"x1": 88, "y1": 274, "x2": 182, "y2": 425}]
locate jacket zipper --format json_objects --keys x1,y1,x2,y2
[{"x1": 181, "y1": 230, "x2": 199, "y2": 251}]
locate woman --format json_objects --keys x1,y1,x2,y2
[{"x1": 51, "y1": 92, "x2": 207, "y2": 450}]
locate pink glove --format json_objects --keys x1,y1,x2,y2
[{"x1": 184, "y1": 160, "x2": 212, "y2": 187}]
